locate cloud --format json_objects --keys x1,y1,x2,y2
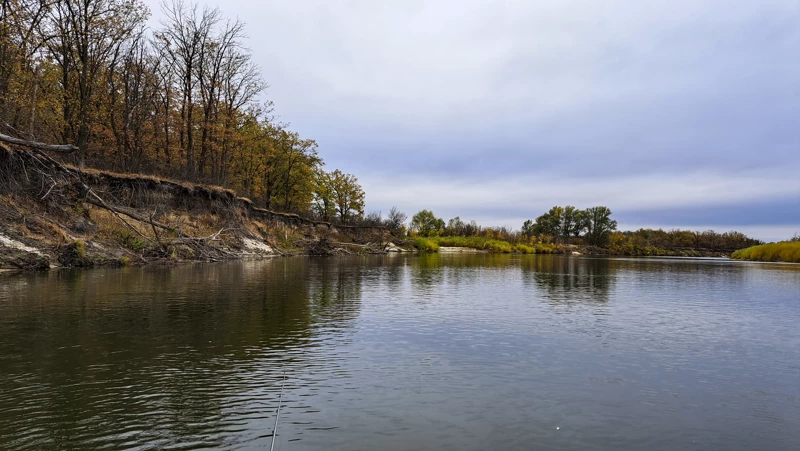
[
  {"x1": 142, "y1": 0, "x2": 800, "y2": 238},
  {"x1": 360, "y1": 169, "x2": 799, "y2": 215},
  {"x1": 358, "y1": 169, "x2": 800, "y2": 240}
]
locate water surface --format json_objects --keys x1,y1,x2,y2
[{"x1": 1, "y1": 255, "x2": 799, "y2": 450}]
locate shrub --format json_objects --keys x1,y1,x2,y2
[
  {"x1": 58, "y1": 240, "x2": 93, "y2": 267},
  {"x1": 116, "y1": 229, "x2": 145, "y2": 251},
  {"x1": 429, "y1": 236, "x2": 563, "y2": 254},
  {"x1": 731, "y1": 241, "x2": 800, "y2": 263},
  {"x1": 514, "y1": 244, "x2": 536, "y2": 254},
  {"x1": 413, "y1": 237, "x2": 439, "y2": 252}
]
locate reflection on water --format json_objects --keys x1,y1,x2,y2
[
  {"x1": 1, "y1": 255, "x2": 799, "y2": 450},
  {"x1": 521, "y1": 255, "x2": 615, "y2": 304}
]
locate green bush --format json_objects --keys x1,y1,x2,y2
[
  {"x1": 116, "y1": 229, "x2": 145, "y2": 251},
  {"x1": 58, "y1": 240, "x2": 93, "y2": 267},
  {"x1": 429, "y1": 236, "x2": 568, "y2": 254},
  {"x1": 429, "y1": 236, "x2": 563, "y2": 254},
  {"x1": 731, "y1": 241, "x2": 800, "y2": 263},
  {"x1": 413, "y1": 237, "x2": 439, "y2": 252},
  {"x1": 514, "y1": 244, "x2": 536, "y2": 254}
]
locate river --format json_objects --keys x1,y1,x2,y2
[{"x1": 1, "y1": 255, "x2": 799, "y2": 450}]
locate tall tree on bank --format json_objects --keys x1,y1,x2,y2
[
  {"x1": 385, "y1": 206, "x2": 407, "y2": 232},
  {"x1": 530, "y1": 206, "x2": 563, "y2": 239},
  {"x1": 410, "y1": 209, "x2": 445, "y2": 237},
  {"x1": 521, "y1": 219, "x2": 535, "y2": 238},
  {"x1": 311, "y1": 169, "x2": 336, "y2": 222},
  {"x1": 560, "y1": 205, "x2": 587, "y2": 243},
  {"x1": 328, "y1": 169, "x2": 365, "y2": 224},
  {"x1": 106, "y1": 30, "x2": 159, "y2": 172},
  {"x1": 584, "y1": 206, "x2": 617, "y2": 246},
  {"x1": 44, "y1": 0, "x2": 148, "y2": 166},
  {"x1": 159, "y1": 0, "x2": 218, "y2": 177},
  {"x1": 0, "y1": 0, "x2": 49, "y2": 135}
]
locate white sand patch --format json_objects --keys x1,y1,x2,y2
[
  {"x1": 439, "y1": 247, "x2": 485, "y2": 253},
  {"x1": 242, "y1": 237, "x2": 274, "y2": 254},
  {"x1": 0, "y1": 233, "x2": 45, "y2": 255}
]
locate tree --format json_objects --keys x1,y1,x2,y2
[
  {"x1": 213, "y1": 42, "x2": 264, "y2": 186},
  {"x1": 531, "y1": 206, "x2": 563, "y2": 238},
  {"x1": 464, "y1": 219, "x2": 480, "y2": 236},
  {"x1": 0, "y1": 0, "x2": 50, "y2": 136},
  {"x1": 385, "y1": 206, "x2": 407, "y2": 232},
  {"x1": 328, "y1": 169, "x2": 364, "y2": 224},
  {"x1": 44, "y1": 0, "x2": 149, "y2": 166},
  {"x1": 106, "y1": 29, "x2": 160, "y2": 172},
  {"x1": 521, "y1": 219, "x2": 535, "y2": 238},
  {"x1": 274, "y1": 130, "x2": 320, "y2": 212},
  {"x1": 0, "y1": 0, "x2": 340, "y2": 222},
  {"x1": 363, "y1": 211, "x2": 382, "y2": 226},
  {"x1": 310, "y1": 169, "x2": 335, "y2": 221},
  {"x1": 446, "y1": 216, "x2": 465, "y2": 236},
  {"x1": 528, "y1": 205, "x2": 589, "y2": 243},
  {"x1": 560, "y1": 205, "x2": 587, "y2": 242},
  {"x1": 410, "y1": 209, "x2": 444, "y2": 237},
  {"x1": 583, "y1": 206, "x2": 618, "y2": 246},
  {"x1": 159, "y1": 0, "x2": 219, "y2": 177}
]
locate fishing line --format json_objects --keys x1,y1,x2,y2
[{"x1": 270, "y1": 373, "x2": 286, "y2": 451}]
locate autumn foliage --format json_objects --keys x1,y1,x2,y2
[{"x1": 0, "y1": 0, "x2": 364, "y2": 222}]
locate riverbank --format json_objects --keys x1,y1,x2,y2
[
  {"x1": 0, "y1": 144, "x2": 394, "y2": 271},
  {"x1": 413, "y1": 236, "x2": 737, "y2": 258},
  {"x1": 0, "y1": 143, "x2": 766, "y2": 271}
]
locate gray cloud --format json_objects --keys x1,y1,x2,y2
[{"x1": 144, "y1": 0, "x2": 800, "y2": 240}]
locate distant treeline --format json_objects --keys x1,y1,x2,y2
[
  {"x1": 0, "y1": 0, "x2": 365, "y2": 223},
  {"x1": 610, "y1": 228, "x2": 762, "y2": 253},
  {"x1": 401, "y1": 206, "x2": 763, "y2": 254}
]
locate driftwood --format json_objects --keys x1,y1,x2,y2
[
  {"x1": 0, "y1": 132, "x2": 78, "y2": 153},
  {"x1": 85, "y1": 197, "x2": 175, "y2": 234}
]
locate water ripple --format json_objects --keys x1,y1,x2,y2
[{"x1": 0, "y1": 256, "x2": 799, "y2": 450}]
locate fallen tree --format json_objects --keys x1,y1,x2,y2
[{"x1": 0, "y1": 132, "x2": 79, "y2": 153}]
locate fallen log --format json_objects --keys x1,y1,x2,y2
[{"x1": 0, "y1": 132, "x2": 78, "y2": 153}]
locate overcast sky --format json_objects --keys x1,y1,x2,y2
[{"x1": 145, "y1": 0, "x2": 799, "y2": 241}]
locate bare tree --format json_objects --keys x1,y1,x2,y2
[
  {"x1": 43, "y1": 0, "x2": 148, "y2": 166},
  {"x1": 107, "y1": 30, "x2": 159, "y2": 171},
  {"x1": 385, "y1": 206, "x2": 407, "y2": 232},
  {"x1": 197, "y1": 17, "x2": 243, "y2": 179},
  {"x1": 159, "y1": 0, "x2": 219, "y2": 178},
  {"x1": 214, "y1": 44, "x2": 264, "y2": 185},
  {"x1": 0, "y1": 0, "x2": 49, "y2": 132}
]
